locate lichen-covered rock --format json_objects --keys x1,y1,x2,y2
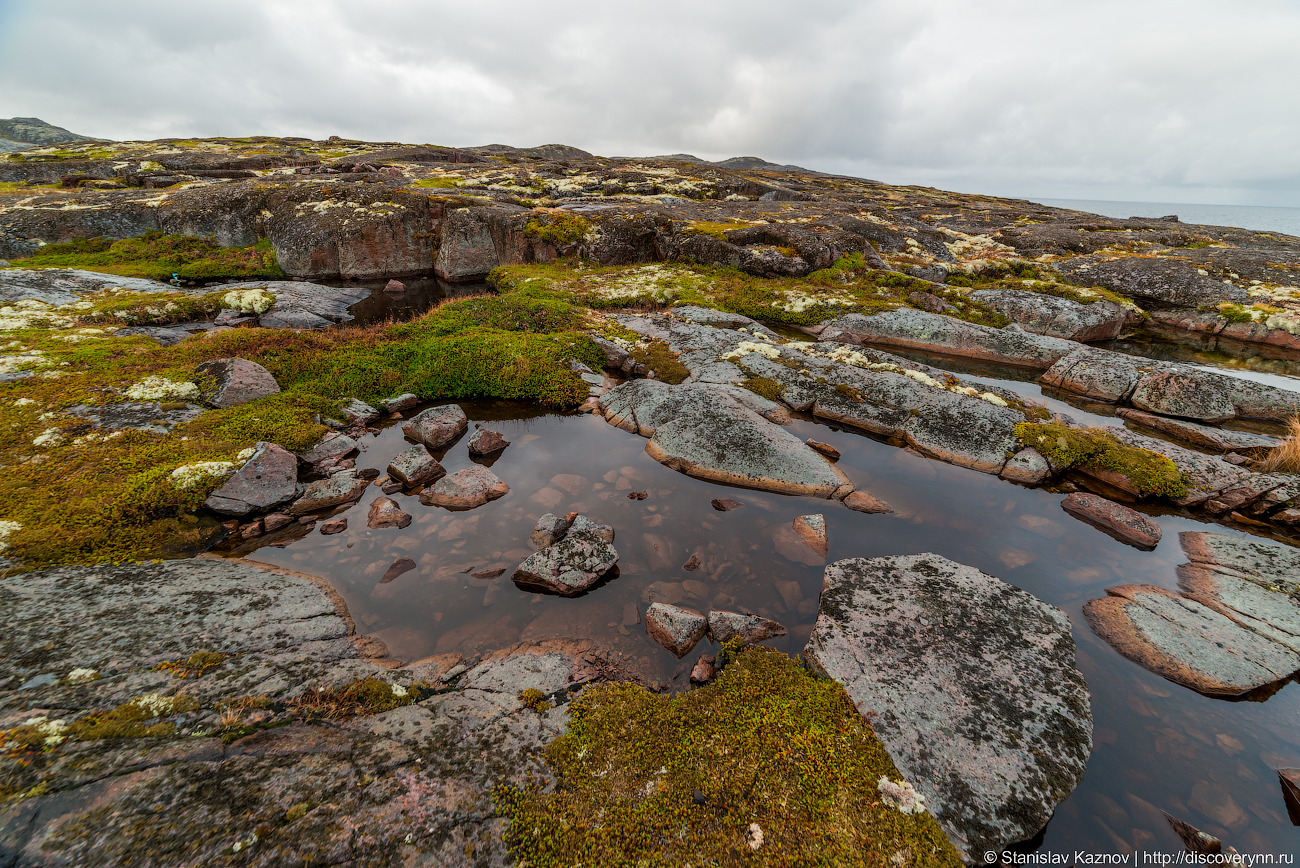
[
  {"x1": 401, "y1": 404, "x2": 468, "y2": 450},
  {"x1": 999, "y1": 447, "x2": 1052, "y2": 484},
  {"x1": 419, "y1": 466, "x2": 509, "y2": 510},
  {"x1": 195, "y1": 357, "x2": 280, "y2": 408},
  {"x1": 204, "y1": 441, "x2": 298, "y2": 516},
  {"x1": 512, "y1": 521, "x2": 620, "y2": 596},
  {"x1": 467, "y1": 426, "x2": 510, "y2": 456},
  {"x1": 287, "y1": 472, "x2": 369, "y2": 515},
  {"x1": 707, "y1": 610, "x2": 786, "y2": 644},
  {"x1": 1084, "y1": 584, "x2": 1300, "y2": 695},
  {"x1": 1056, "y1": 255, "x2": 1248, "y2": 307},
  {"x1": 1116, "y1": 408, "x2": 1279, "y2": 454},
  {"x1": 969, "y1": 288, "x2": 1127, "y2": 342},
  {"x1": 645, "y1": 602, "x2": 708, "y2": 657},
  {"x1": 1176, "y1": 532, "x2": 1300, "y2": 653},
  {"x1": 383, "y1": 393, "x2": 419, "y2": 413},
  {"x1": 568, "y1": 515, "x2": 614, "y2": 542},
  {"x1": 804, "y1": 554, "x2": 1092, "y2": 862},
  {"x1": 529, "y1": 513, "x2": 573, "y2": 548},
  {"x1": 367, "y1": 496, "x2": 412, "y2": 529},
  {"x1": 386, "y1": 444, "x2": 445, "y2": 487},
  {"x1": 1130, "y1": 371, "x2": 1235, "y2": 422},
  {"x1": 1060, "y1": 493, "x2": 1162, "y2": 549},
  {"x1": 338, "y1": 398, "x2": 380, "y2": 426}
]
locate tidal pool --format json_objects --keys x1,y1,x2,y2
[{"x1": 228, "y1": 389, "x2": 1300, "y2": 858}]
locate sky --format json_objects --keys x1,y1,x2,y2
[{"x1": 1, "y1": 0, "x2": 1297, "y2": 207}]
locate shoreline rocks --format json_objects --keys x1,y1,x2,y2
[
  {"x1": 645, "y1": 602, "x2": 708, "y2": 657},
  {"x1": 419, "y1": 466, "x2": 509, "y2": 509},
  {"x1": 401, "y1": 404, "x2": 468, "y2": 450}
]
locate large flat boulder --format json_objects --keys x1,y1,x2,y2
[
  {"x1": 1177, "y1": 532, "x2": 1300, "y2": 653},
  {"x1": 1084, "y1": 584, "x2": 1300, "y2": 695},
  {"x1": 1056, "y1": 255, "x2": 1248, "y2": 307},
  {"x1": 969, "y1": 288, "x2": 1127, "y2": 342},
  {"x1": 0, "y1": 268, "x2": 171, "y2": 306},
  {"x1": 804, "y1": 554, "x2": 1092, "y2": 861}
]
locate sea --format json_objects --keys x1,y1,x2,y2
[{"x1": 1030, "y1": 198, "x2": 1300, "y2": 238}]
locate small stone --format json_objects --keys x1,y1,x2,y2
[
  {"x1": 806, "y1": 439, "x2": 840, "y2": 459},
  {"x1": 196, "y1": 357, "x2": 281, "y2": 409},
  {"x1": 213, "y1": 308, "x2": 255, "y2": 328},
  {"x1": 692, "y1": 788, "x2": 707, "y2": 804},
  {"x1": 383, "y1": 279, "x2": 406, "y2": 293},
  {"x1": 380, "y1": 557, "x2": 417, "y2": 583},
  {"x1": 844, "y1": 491, "x2": 893, "y2": 514},
  {"x1": 262, "y1": 513, "x2": 292, "y2": 532},
  {"x1": 683, "y1": 554, "x2": 701, "y2": 571},
  {"x1": 381, "y1": 481, "x2": 403, "y2": 495},
  {"x1": 420, "y1": 467, "x2": 509, "y2": 509},
  {"x1": 793, "y1": 514, "x2": 828, "y2": 557},
  {"x1": 708, "y1": 610, "x2": 786, "y2": 644},
  {"x1": 1000, "y1": 447, "x2": 1053, "y2": 484},
  {"x1": 711, "y1": 498, "x2": 744, "y2": 512},
  {"x1": 627, "y1": 490, "x2": 648, "y2": 500},
  {"x1": 401, "y1": 404, "x2": 468, "y2": 450},
  {"x1": 471, "y1": 568, "x2": 506, "y2": 579},
  {"x1": 386, "y1": 445, "x2": 445, "y2": 487},
  {"x1": 320, "y1": 518, "x2": 347, "y2": 535},
  {"x1": 645, "y1": 602, "x2": 708, "y2": 657},
  {"x1": 383, "y1": 393, "x2": 419, "y2": 413},
  {"x1": 1061, "y1": 493, "x2": 1162, "y2": 549},
  {"x1": 239, "y1": 521, "x2": 263, "y2": 539},
  {"x1": 357, "y1": 467, "x2": 380, "y2": 480},
  {"x1": 338, "y1": 398, "x2": 380, "y2": 426},
  {"x1": 367, "y1": 497, "x2": 412, "y2": 529},
  {"x1": 467, "y1": 426, "x2": 510, "y2": 456},
  {"x1": 300, "y1": 432, "x2": 358, "y2": 466},
  {"x1": 690, "y1": 654, "x2": 716, "y2": 683},
  {"x1": 288, "y1": 473, "x2": 369, "y2": 515}
]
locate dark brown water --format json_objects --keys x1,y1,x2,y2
[
  {"x1": 332, "y1": 277, "x2": 490, "y2": 326},
  {"x1": 231, "y1": 392, "x2": 1300, "y2": 859}
]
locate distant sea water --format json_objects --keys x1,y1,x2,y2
[{"x1": 1030, "y1": 198, "x2": 1300, "y2": 238}]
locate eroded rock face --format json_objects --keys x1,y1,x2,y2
[
  {"x1": 1056, "y1": 256, "x2": 1249, "y2": 307},
  {"x1": 204, "y1": 441, "x2": 298, "y2": 516},
  {"x1": 1060, "y1": 493, "x2": 1162, "y2": 549},
  {"x1": 196, "y1": 357, "x2": 280, "y2": 408},
  {"x1": 512, "y1": 517, "x2": 619, "y2": 596},
  {"x1": 418, "y1": 466, "x2": 509, "y2": 509},
  {"x1": 804, "y1": 554, "x2": 1092, "y2": 862},
  {"x1": 645, "y1": 602, "x2": 708, "y2": 657},
  {"x1": 401, "y1": 404, "x2": 468, "y2": 450}
]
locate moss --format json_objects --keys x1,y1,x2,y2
[
  {"x1": 519, "y1": 688, "x2": 552, "y2": 713},
  {"x1": 1218, "y1": 304, "x2": 1254, "y2": 325},
  {"x1": 835, "y1": 383, "x2": 865, "y2": 403},
  {"x1": 629, "y1": 340, "x2": 690, "y2": 385},
  {"x1": 525, "y1": 213, "x2": 592, "y2": 247},
  {"x1": 64, "y1": 695, "x2": 199, "y2": 741},
  {"x1": 407, "y1": 177, "x2": 460, "y2": 189},
  {"x1": 740, "y1": 376, "x2": 784, "y2": 402},
  {"x1": 683, "y1": 219, "x2": 761, "y2": 242},
  {"x1": 1015, "y1": 422, "x2": 1187, "y2": 498},
  {"x1": 495, "y1": 647, "x2": 960, "y2": 867},
  {"x1": 286, "y1": 677, "x2": 425, "y2": 720},
  {"x1": 9, "y1": 232, "x2": 285, "y2": 282},
  {"x1": 284, "y1": 802, "x2": 311, "y2": 823},
  {"x1": 154, "y1": 651, "x2": 228, "y2": 679}
]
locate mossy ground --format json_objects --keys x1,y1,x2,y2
[
  {"x1": 0, "y1": 293, "x2": 602, "y2": 568},
  {"x1": 496, "y1": 647, "x2": 960, "y2": 868},
  {"x1": 7, "y1": 232, "x2": 285, "y2": 282},
  {"x1": 1015, "y1": 422, "x2": 1187, "y2": 498},
  {"x1": 946, "y1": 261, "x2": 1143, "y2": 313}
]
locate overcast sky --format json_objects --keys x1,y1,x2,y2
[{"x1": 1, "y1": 0, "x2": 1297, "y2": 206}]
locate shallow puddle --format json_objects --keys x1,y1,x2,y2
[
  {"x1": 333, "y1": 277, "x2": 489, "y2": 326},
  {"x1": 229, "y1": 382, "x2": 1300, "y2": 857}
]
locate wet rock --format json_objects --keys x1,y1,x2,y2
[
  {"x1": 530, "y1": 513, "x2": 573, "y2": 548},
  {"x1": 419, "y1": 466, "x2": 509, "y2": 510},
  {"x1": 1279, "y1": 769, "x2": 1300, "y2": 825},
  {"x1": 820, "y1": 308, "x2": 1077, "y2": 369},
  {"x1": 263, "y1": 513, "x2": 293, "y2": 532},
  {"x1": 792, "y1": 514, "x2": 828, "y2": 557},
  {"x1": 1083, "y1": 584, "x2": 1300, "y2": 695},
  {"x1": 1116, "y1": 408, "x2": 1279, "y2": 454},
  {"x1": 1060, "y1": 493, "x2": 1162, "y2": 549},
  {"x1": 287, "y1": 472, "x2": 369, "y2": 515},
  {"x1": 969, "y1": 288, "x2": 1128, "y2": 342},
  {"x1": 204, "y1": 441, "x2": 298, "y2": 516},
  {"x1": 471, "y1": 568, "x2": 506, "y2": 580},
  {"x1": 512, "y1": 520, "x2": 620, "y2": 596},
  {"x1": 707, "y1": 610, "x2": 786, "y2": 644},
  {"x1": 338, "y1": 398, "x2": 380, "y2": 426},
  {"x1": 645, "y1": 602, "x2": 708, "y2": 657},
  {"x1": 467, "y1": 426, "x2": 510, "y2": 456},
  {"x1": 380, "y1": 556, "x2": 417, "y2": 583},
  {"x1": 382, "y1": 393, "x2": 419, "y2": 413},
  {"x1": 1131, "y1": 371, "x2": 1235, "y2": 423},
  {"x1": 843, "y1": 491, "x2": 893, "y2": 514},
  {"x1": 1176, "y1": 532, "x2": 1300, "y2": 653},
  {"x1": 195, "y1": 357, "x2": 280, "y2": 408},
  {"x1": 599, "y1": 380, "x2": 852, "y2": 498},
  {"x1": 711, "y1": 498, "x2": 744, "y2": 511},
  {"x1": 385, "y1": 444, "x2": 445, "y2": 487},
  {"x1": 1163, "y1": 812, "x2": 1223, "y2": 854},
  {"x1": 804, "y1": 554, "x2": 1092, "y2": 862},
  {"x1": 401, "y1": 403, "x2": 468, "y2": 449},
  {"x1": 300, "y1": 432, "x2": 358, "y2": 466},
  {"x1": 320, "y1": 517, "x2": 347, "y2": 535},
  {"x1": 1000, "y1": 447, "x2": 1052, "y2": 484},
  {"x1": 367, "y1": 497, "x2": 412, "y2": 529},
  {"x1": 806, "y1": 439, "x2": 840, "y2": 459},
  {"x1": 690, "y1": 654, "x2": 717, "y2": 683}
]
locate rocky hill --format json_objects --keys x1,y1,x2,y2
[{"x1": 0, "y1": 117, "x2": 106, "y2": 154}]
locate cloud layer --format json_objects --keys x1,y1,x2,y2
[{"x1": 2, "y1": 0, "x2": 1297, "y2": 204}]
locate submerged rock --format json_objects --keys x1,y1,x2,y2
[
  {"x1": 843, "y1": 491, "x2": 893, "y2": 514},
  {"x1": 707, "y1": 610, "x2": 786, "y2": 644},
  {"x1": 1060, "y1": 493, "x2": 1162, "y2": 549},
  {"x1": 380, "y1": 556, "x2": 417, "y2": 583},
  {"x1": 419, "y1": 466, "x2": 509, "y2": 509},
  {"x1": 401, "y1": 404, "x2": 468, "y2": 450},
  {"x1": 792, "y1": 514, "x2": 828, "y2": 557},
  {"x1": 645, "y1": 602, "x2": 708, "y2": 657},
  {"x1": 804, "y1": 554, "x2": 1092, "y2": 861},
  {"x1": 195, "y1": 357, "x2": 280, "y2": 408},
  {"x1": 512, "y1": 515, "x2": 619, "y2": 596},
  {"x1": 204, "y1": 441, "x2": 298, "y2": 516}
]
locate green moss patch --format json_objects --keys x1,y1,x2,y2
[
  {"x1": 1015, "y1": 422, "x2": 1187, "y2": 498},
  {"x1": 525, "y1": 213, "x2": 592, "y2": 246},
  {"x1": 629, "y1": 339, "x2": 690, "y2": 385},
  {"x1": 496, "y1": 647, "x2": 960, "y2": 867},
  {"x1": 9, "y1": 232, "x2": 285, "y2": 282}
]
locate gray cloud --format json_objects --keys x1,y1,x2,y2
[{"x1": 2, "y1": 0, "x2": 1297, "y2": 204}]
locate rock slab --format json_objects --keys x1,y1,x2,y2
[
  {"x1": 803, "y1": 554, "x2": 1093, "y2": 862},
  {"x1": 1060, "y1": 493, "x2": 1162, "y2": 549}
]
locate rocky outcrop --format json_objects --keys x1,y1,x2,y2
[
  {"x1": 804, "y1": 554, "x2": 1092, "y2": 862},
  {"x1": 969, "y1": 287, "x2": 1128, "y2": 341},
  {"x1": 195, "y1": 357, "x2": 280, "y2": 408},
  {"x1": 1060, "y1": 492, "x2": 1162, "y2": 549},
  {"x1": 418, "y1": 467, "x2": 509, "y2": 509},
  {"x1": 1056, "y1": 255, "x2": 1249, "y2": 307},
  {"x1": 0, "y1": 268, "x2": 170, "y2": 306},
  {"x1": 511, "y1": 514, "x2": 619, "y2": 596},
  {"x1": 204, "y1": 442, "x2": 298, "y2": 516}
]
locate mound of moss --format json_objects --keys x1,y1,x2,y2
[
  {"x1": 1015, "y1": 422, "x2": 1187, "y2": 498},
  {"x1": 9, "y1": 232, "x2": 285, "y2": 282},
  {"x1": 496, "y1": 647, "x2": 960, "y2": 867}
]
